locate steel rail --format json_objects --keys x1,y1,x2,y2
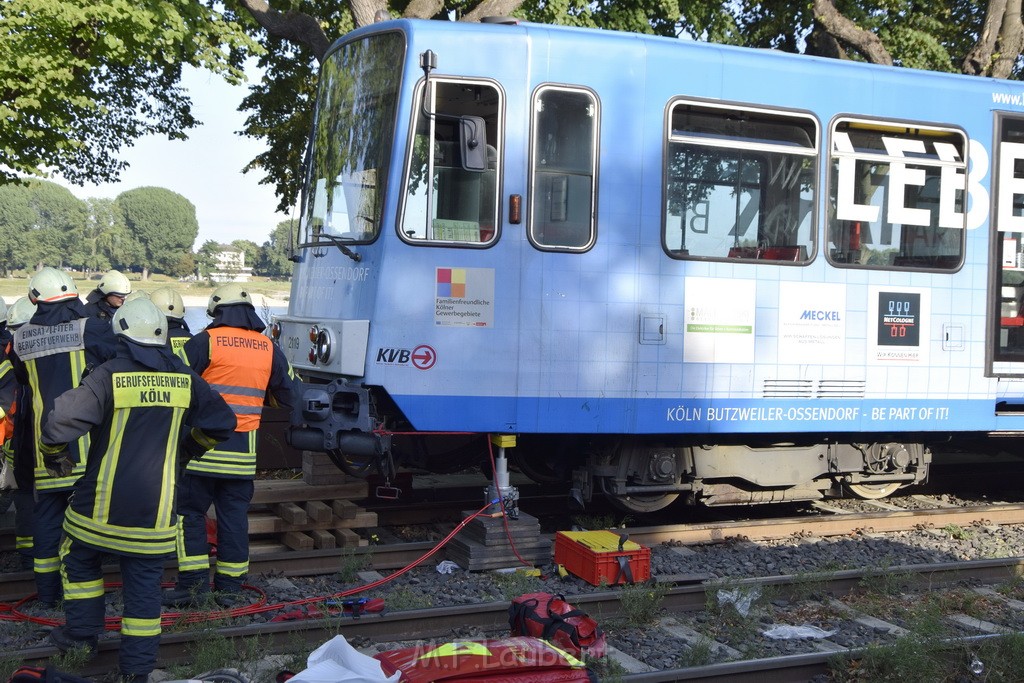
[
  {"x1": 4, "y1": 503, "x2": 1024, "y2": 602},
  {"x1": 9, "y1": 556, "x2": 1024, "y2": 678}
]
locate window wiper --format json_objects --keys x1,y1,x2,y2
[{"x1": 313, "y1": 233, "x2": 362, "y2": 262}]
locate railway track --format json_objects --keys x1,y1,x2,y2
[
  {"x1": 3, "y1": 501, "x2": 1024, "y2": 602},
  {"x1": 6, "y1": 555, "x2": 1024, "y2": 681},
  {"x1": 3, "y1": 500, "x2": 1024, "y2": 680}
]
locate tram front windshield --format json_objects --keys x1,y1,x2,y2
[{"x1": 300, "y1": 32, "x2": 403, "y2": 245}]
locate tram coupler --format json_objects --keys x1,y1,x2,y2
[{"x1": 486, "y1": 434, "x2": 520, "y2": 519}]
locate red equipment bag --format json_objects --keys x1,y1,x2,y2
[
  {"x1": 374, "y1": 636, "x2": 597, "y2": 682},
  {"x1": 508, "y1": 592, "x2": 606, "y2": 659}
]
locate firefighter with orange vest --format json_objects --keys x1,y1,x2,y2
[
  {"x1": 9, "y1": 267, "x2": 118, "y2": 607},
  {"x1": 164, "y1": 283, "x2": 296, "y2": 605},
  {"x1": 42, "y1": 298, "x2": 235, "y2": 683}
]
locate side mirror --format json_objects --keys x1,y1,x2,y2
[{"x1": 459, "y1": 116, "x2": 488, "y2": 172}]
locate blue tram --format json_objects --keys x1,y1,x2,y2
[{"x1": 272, "y1": 17, "x2": 1024, "y2": 512}]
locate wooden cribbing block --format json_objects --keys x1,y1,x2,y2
[
  {"x1": 251, "y1": 479, "x2": 368, "y2": 505},
  {"x1": 310, "y1": 529, "x2": 336, "y2": 549},
  {"x1": 271, "y1": 502, "x2": 307, "y2": 525},
  {"x1": 247, "y1": 510, "x2": 379, "y2": 534},
  {"x1": 332, "y1": 528, "x2": 367, "y2": 547},
  {"x1": 331, "y1": 499, "x2": 358, "y2": 520},
  {"x1": 282, "y1": 531, "x2": 314, "y2": 550},
  {"x1": 306, "y1": 500, "x2": 333, "y2": 524}
]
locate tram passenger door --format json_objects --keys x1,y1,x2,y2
[{"x1": 991, "y1": 115, "x2": 1024, "y2": 376}]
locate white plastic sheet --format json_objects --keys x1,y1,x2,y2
[
  {"x1": 762, "y1": 624, "x2": 835, "y2": 640},
  {"x1": 287, "y1": 634, "x2": 401, "y2": 683}
]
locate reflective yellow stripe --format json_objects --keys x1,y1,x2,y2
[
  {"x1": 187, "y1": 432, "x2": 257, "y2": 477},
  {"x1": 64, "y1": 578, "x2": 104, "y2": 601},
  {"x1": 65, "y1": 509, "x2": 175, "y2": 555},
  {"x1": 16, "y1": 536, "x2": 33, "y2": 550},
  {"x1": 121, "y1": 616, "x2": 161, "y2": 637},
  {"x1": 35, "y1": 556, "x2": 59, "y2": 573},
  {"x1": 176, "y1": 520, "x2": 210, "y2": 572},
  {"x1": 215, "y1": 559, "x2": 248, "y2": 577},
  {"x1": 179, "y1": 555, "x2": 211, "y2": 572},
  {"x1": 94, "y1": 410, "x2": 128, "y2": 522},
  {"x1": 157, "y1": 410, "x2": 184, "y2": 529}
]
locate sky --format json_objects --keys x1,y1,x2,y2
[{"x1": 54, "y1": 65, "x2": 292, "y2": 250}]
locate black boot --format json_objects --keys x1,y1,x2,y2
[
  {"x1": 162, "y1": 585, "x2": 211, "y2": 608},
  {"x1": 49, "y1": 624, "x2": 97, "y2": 656}
]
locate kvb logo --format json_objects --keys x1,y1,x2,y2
[{"x1": 375, "y1": 345, "x2": 437, "y2": 370}]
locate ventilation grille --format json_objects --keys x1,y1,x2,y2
[
  {"x1": 761, "y1": 379, "x2": 866, "y2": 399},
  {"x1": 763, "y1": 379, "x2": 813, "y2": 398},
  {"x1": 816, "y1": 379, "x2": 866, "y2": 399}
]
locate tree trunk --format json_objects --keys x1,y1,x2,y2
[
  {"x1": 234, "y1": 0, "x2": 333, "y2": 63},
  {"x1": 813, "y1": 0, "x2": 893, "y2": 65},
  {"x1": 992, "y1": 0, "x2": 1024, "y2": 78}
]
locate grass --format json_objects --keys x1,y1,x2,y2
[{"x1": 618, "y1": 580, "x2": 669, "y2": 626}]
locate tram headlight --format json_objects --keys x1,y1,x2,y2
[
  {"x1": 308, "y1": 325, "x2": 320, "y2": 343},
  {"x1": 315, "y1": 328, "x2": 333, "y2": 364},
  {"x1": 307, "y1": 347, "x2": 317, "y2": 364},
  {"x1": 270, "y1": 322, "x2": 281, "y2": 340}
]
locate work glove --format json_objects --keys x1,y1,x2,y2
[
  {"x1": 41, "y1": 444, "x2": 74, "y2": 478},
  {"x1": 178, "y1": 433, "x2": 208, "y2": 468}
]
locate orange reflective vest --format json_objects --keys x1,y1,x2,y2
[{"x1": 202, "y1": 328, "x2": 273, "y2": 433}]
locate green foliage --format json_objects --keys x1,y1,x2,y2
[
  {"x1": 117, "y1": 186, "x2": 200, "y2": 277},
  {"x1": 0, "y1": 179, "x2": 88, "y2": 274},
  {"x1": 257, "y1": 220, "x2": 297, "y2": 278},
  {"x1": 387, "y1": 586, "x2": 435, "y2": 610},
  {"x1": 0, "y1": 0, "x2": 261, "y2": 185}
]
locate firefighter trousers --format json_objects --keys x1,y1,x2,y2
[
  {"x1": 61, "y1": 536, "x2": 163, "y2": 676},
  {"x1": 176, "y1": 473, "x2": 253, "y2": 594},
  {"x1": 33, "y1": 489, "x2": 70, "y2": 605}
]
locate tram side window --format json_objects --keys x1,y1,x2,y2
[
  {"x1": 826, "y1": 119, "x2": 966, "y2": 270},
  {"x1": 529, "y1": 87, "x2": 598, "y2": 250},
  {"x1": 401, "y1": 79, "x2": 501, "y2": 244},
  {"x1": 663, "y1": 101, "x2": 817, "y2": 262}
]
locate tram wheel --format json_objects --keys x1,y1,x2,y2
[
  {"x1": 845, "y1": 481, "x2": 903, "y2": 500},
  {"x1": 608, "y1": 492, "x2": 679, "y2": 513}
]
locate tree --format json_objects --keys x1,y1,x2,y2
[
  {"x1": 0, "y1": 180, "x2": 89, "y2": 273},
  {"x1": 117, "y1": 187, "x2": 200, "y2": 279},
  {"x1": 256, "y1": 219, "x2": 296, "y2": 278},
  {"x1": 0, "y1": 1, "x2": 260, "y2": 186},
  {"x1": 231, "y1": 239, "x2": 261, "y2": 271},
  {"x1": 195, "y1": 239, "x2": 222, "y2": 281}
]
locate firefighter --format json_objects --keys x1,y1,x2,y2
[
  {"x1": 1, "y1": 296, "x2": 37, "y2": 570},
  {"x1": 150, "y1": 287, "x2": 191, "y2": 363},
  {"x1": 42, "y1": 298, "x2": 235, "y2": 683},
  {"x1": 83, "y1": 269, "x2": 132, "y2": 320},
  {"x1": 164, "y1": 283, "x2": 296, "y2": 606},
  {"x1": 9, "y1": 267, "x2": 117, "y2": 607}
]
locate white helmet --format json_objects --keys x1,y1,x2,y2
[
  {"x1": 29, "y1": 267, "x2": 78, "y2": 303},
  {"x1": 150, "y1": 287, "x2": 186, "y2": 320},
  {"x1": 207, "y1": 283, "x2": 253, "y2": 316},
  {"x1": 111, "y1": 298, "x2": 166, "y2": 347},
  {"x1": 7, "y1": 296, "x2": 36, "y2": 329},
  {"x1": 124, "y1": 290, "x2": 150, "y2": 303},
  {"x1": 0, "y1": 299, "x2": 8, "y2": 324},
  {"x1": 97, "y1": 269, "x2": 131, "y2": 297}
]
